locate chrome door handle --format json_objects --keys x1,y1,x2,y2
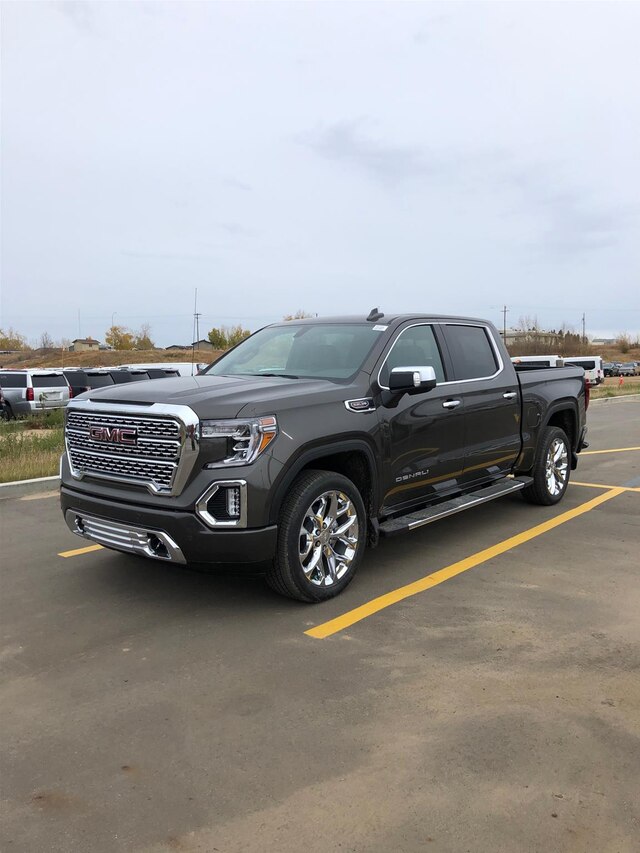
[
  {"x1": 503, "y1": 391, "x2": 517, "y2": 399},
  {"x1": 442, "y1": 399, "x2": 461, "y2": 409}
]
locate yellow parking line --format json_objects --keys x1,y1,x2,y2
[
  {"x1": 58, "y1": 544, "x2": 103, "y2": 558},
  {"x1": 581, "y1": 446, "x2": 640, "y2": 455},
  {"x1": 305, "y1": 487, "x2": 625, "y2": 640},
  {"x1": 572, "y1": 481, "x2": 640, "y2": 493}
]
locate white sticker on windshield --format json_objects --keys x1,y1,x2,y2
[{"x1": 372, "y1": 324, "x2": 388, "y2": 331}]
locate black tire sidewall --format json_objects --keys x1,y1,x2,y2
[{"x1": 280, "y1": 471, "x2": 366, "y2": 602}]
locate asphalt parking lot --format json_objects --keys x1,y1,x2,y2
[{"x1": 1, "y1": 399, "x2": 639, "y2": 853}]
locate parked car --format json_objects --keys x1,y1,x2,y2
[
  {"x1": 617, "y1": 362, "x2": 636, "y2": 377},
  {"x1": 119, "y1": 362, "x2": 207, "y2": 376},
  {"x1": 0, "y1": 369, "x2": 70, "y2": 417},
  {"x1": 63, "y1": 370, "x2": 92, "y2": 399},
  {"x1": 144, "y1": 368, "x2": 181, "y2": 379},
  {"x1": 61, "y1": 311, "x2": 589, "y2": 602},
  {"x1": 510, "y1": 355, "x2": 564, "y2": 368},
  {"x1": 563, "y1": 356, "x2": 604, "y2": 385},
  {"x1": 0, "y1": 384, "x2": 9, "y2": 420},
  {"x1": 603, "y1": 362, "x2": 619, "y2": 377}
]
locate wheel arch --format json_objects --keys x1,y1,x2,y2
[
  {"x1": 543, "y1": 402, "x2": 578, "y2": 451},
  {"x1": 269, "y1": 439, "x2": 379, "y2": 527}
]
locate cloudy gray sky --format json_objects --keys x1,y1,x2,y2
[{"x1": 1, "y1": 0, "x2": 639, "y2": 346}]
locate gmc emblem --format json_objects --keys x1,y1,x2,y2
[{"x1": 89, "y1": 426, "x2": 138, "y2": 446}]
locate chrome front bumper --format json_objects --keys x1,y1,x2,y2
[{"x1": 64, "y1": 510, "x2": 186, "y2": 564}]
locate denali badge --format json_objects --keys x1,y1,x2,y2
[
  {"x1": 345, "y1": 398, "x2": 375, "y2": 413},
  {"x1": 89, "y1": 426, "x2": 138, "y2": 446}
]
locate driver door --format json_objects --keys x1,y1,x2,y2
[{"x1": 376, "y1": 324, "x2": 466, "y2": 515}]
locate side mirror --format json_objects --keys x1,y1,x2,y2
[{"x1": 388, "y1": 365, "x2": 437, "y2": 395}]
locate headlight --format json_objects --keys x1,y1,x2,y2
[{"x1": 201, "y1": 416, "x2": 277, "y2": 467}]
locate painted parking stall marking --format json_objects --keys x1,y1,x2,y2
[
  {"x1": 58, "y1": 544, "x2": 103, "y2": 558},
  {"x1": 305, "y1": 487, "x2": 625, "y2": 640}
]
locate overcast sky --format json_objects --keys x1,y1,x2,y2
[{"x1": 1, "y1": 1, "x2": 639, "y2": 347}]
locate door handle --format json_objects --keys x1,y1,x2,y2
[
  {"x1": 503, "y1": 391, "x2": 517, "y2": 400},
  {"x1": 442, "y1": 399, "x2": 461, "y2": 409}
]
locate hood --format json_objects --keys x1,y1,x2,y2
[{"x1": 79, "y1": 374, "x2": 357, "y2": 419}]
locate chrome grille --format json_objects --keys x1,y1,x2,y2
[
  {"x1": 65, "y1": 406, "x2": 197, "y2": 494},
  {"x1": 66, "y1": 411, "x2": 180, "y2": 439}
]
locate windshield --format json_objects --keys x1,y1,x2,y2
[{"x1": 204, "y1": 323, "x2": 382, "y2": 381}]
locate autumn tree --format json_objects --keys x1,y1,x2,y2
[
  {"x1": 226, "y1": 324, "x2": 251, "y2": 346},
  {"x1": 105, "y1": 325, "x2": 135, "y2": 350},
  {"x1": 208, "y1": 327, "x2": 228, "y2": 348},
  {"x1": 38, "y1": 331, "x2": 55, "y2": 350},
  {"x1": 0, "y1": 327, "x2": 27, "y2": 350},
  {"x1": 134, "y1": 323, "x2": 155, "y2": 350},
  {"x1": 207, "y1": 325, "x2": 251, "y2": 349}
]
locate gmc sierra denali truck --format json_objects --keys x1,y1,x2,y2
[{"x1": 60, "y1": 311, "x2": 588, "y2": 602}]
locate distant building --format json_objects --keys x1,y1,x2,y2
[
  {"x1": 191, "y1": 339, "x2": 214, "y2": 351},
  {"x1": 69, "y1": 337, "x2": 101, "y2": 352},
  {"x1": 165, "y1": 344, "x2": 190, "y2": 350},
  {"x1": 591, "y1": 338, "x2": 615, "y2": 346}
]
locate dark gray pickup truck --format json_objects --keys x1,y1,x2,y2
[{"x1": 60, "y1": 311, "x2": 588, "y2": 601}]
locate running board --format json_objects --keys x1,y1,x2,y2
[{"x1": 379, "y1": 477, "x2": 533, "y2": 537}]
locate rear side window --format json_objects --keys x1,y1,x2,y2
[
  {"x1": 87, "y1": 373, "x2": 115, "y2": 388},
  {"x1": 31, "y1": 375, "x2": 68, "y2": 388},
  {"x1": 0, "y1": 372, "x2": 27, "y2": 388},
  {"x1": 567, "y1": 360, "x2": 596, "y2": 370},
  {"x1": 445, "y1": 325, "x2": 498, "y2": 380}
]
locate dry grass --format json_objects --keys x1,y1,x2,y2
[
  {"x1": 591, "y1": 376, "x2": 640, "y2": 399},
  {"x1": 0, "y1": 347, "x2": 223, "y2": 370},
  {"x1": 0, "y1": 428, "x2": 64, "y2": 482}
]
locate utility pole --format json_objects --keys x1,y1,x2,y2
[
  {"x1": 581, "y1": 312, "x2": 586, "y2": 345},
  {"x1": 501, "y1": 305, "x2": 509, "y2": 341}
]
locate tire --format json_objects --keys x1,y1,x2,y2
[
  {"x1": 266, "y1": 469, "x2": 367, "y2": 602},
  {"x1": 521, "y1": 426, "x2": 571, "y2": 506}
]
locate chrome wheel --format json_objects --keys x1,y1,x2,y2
[
  {"x1": 545, "y1": 437, "x2": 568, "y2": 496},
  {"x1": 298, "y1": 490, "x2": 360, "y2": 587}
]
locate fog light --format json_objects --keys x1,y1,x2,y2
[{"x1": 226, "y1": 486, "x2": 241, "y2": 518}]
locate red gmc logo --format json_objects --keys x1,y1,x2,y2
[{"x1": 89, "y1": 426, "x2": 138, "y2": 446}]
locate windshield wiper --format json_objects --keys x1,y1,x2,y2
[{"x1": 252, "y1": 372, "x2": 299, "y2": 379}]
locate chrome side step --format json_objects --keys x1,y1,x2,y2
[{"x1": 379, "y1": 477, "x2": 533, "y2": 537}]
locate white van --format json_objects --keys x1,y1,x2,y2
[
  {"x1": 511, "y1": 355, "x2": 565, "y2": 368},
  {"x1": 563, "y1": 356, "x2": 604, "y2": 385}
]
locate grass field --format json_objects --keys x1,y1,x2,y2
[
  {"x1": 591, "y1": 376, "x2": 640, "y2": 398},
  {"x1": 0, "y1": 427, "x2": 64, "y2": 482},
  {"x1": 0, "y1": 347, "x2": 223, "y2": 370}
]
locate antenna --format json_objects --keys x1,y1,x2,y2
[
  {"x1": 366, "y1": 307, "x2": 384, "y2": 322},
  {"x1": 191, "y1": 288, "x2": 201, "y2": 376}
]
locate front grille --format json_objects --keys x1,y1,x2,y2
[{"x1": 66, "y1": 409, "x2": 185, "y2": 493}]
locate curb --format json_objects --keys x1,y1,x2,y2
[
  {"x1": 0, "y1": 475, "x2": 60, "y2": 500},
  {"x1": 590, "y1": 394, "x2": 640, "y2": 404}
]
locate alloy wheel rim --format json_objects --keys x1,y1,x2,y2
[
  {"x1": 545, "y1": 437, "x2": 568, "y2": 496},
  {"x1": 298, "y1": 490, "x2": 359, "y2": 586}
]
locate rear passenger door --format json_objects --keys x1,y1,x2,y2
[{"x1": 439, "y1": 323, "x2": 521, "y2": 487}]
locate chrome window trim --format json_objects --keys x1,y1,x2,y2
[
  {"x1": 376, "y1": 322, "x2": 504, "y2": 390},
  {"x1": 64, "y1": 399, "x2": 200, "y2": 496},
  {"x1": 196, "y1": 480, "x2": 248, "y2": 528}
]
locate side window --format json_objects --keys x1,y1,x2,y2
[
  {"x1": 380, "y1": 325, "x2": 445, "y2": 386},
  {"x1": 444, "y1": 325, "x2": 498, "y2": 380}
]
